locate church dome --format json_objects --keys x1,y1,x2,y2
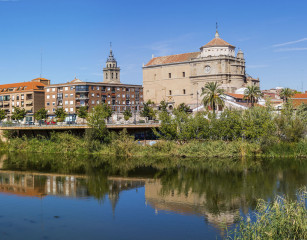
[{"x1": 200, "y1": 31, "x2": 235, "y2": 49}]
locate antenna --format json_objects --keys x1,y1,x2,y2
[
  {"x1": 40, "y1": 48, "x2": 43, "y2": 78},
  {"x1": 216, "y1": 22, "x2": 218, "y2": 32},
  {"x1": 110, "y1": 42, "x2": 112, "y2": 51}
]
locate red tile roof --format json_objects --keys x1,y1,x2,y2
[
  {"x1": 201, "y1": 37, "x2": 234, "y2": 49},
  {"x1": 292, "y1": 93, "x2": 307, "y2": 99},
  {"x1": 291, "y1": 93, "x2": 307, "y2": 108},
  {"x1": 0, "y1": 81, "x2": 46, "y2": 93},
  {"x1": 225, "y1": 93, "x2": 245, "y2": 99},
  {"x1": 145, "y1": 52, "x2": 200, "y2": 67}
]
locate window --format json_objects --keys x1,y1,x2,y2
[
  {"x1": 132, "y1": 95, "x2": 134, "y2": 98},
  {"x1": 92, "y1": 100, "x2": 95, "y2": 104},
  {"x1": 116, "y1": 73, "x2": 118, "y2": 79},
  {"x1": 112, "y1": 73, "x2": 114, "y2": 79},
  {"x1": 52, "y1": 88, "x2": 56, "y2": 92},
  {"x1": 122, "y1": 94, "x2": 125, "y2": 98},
  {"x1": 106, "y1": 73, "x2": 108, "y2": 79},
  {"x1": 169, "y1": 90, "x2": 172, "y2": 95},
  {"x1": 52, "y1": 102, "x2": 55, "y2": 106},
  {"x1": 108, "y1": 101, "x2": 110, "y2": 104},
  {"x1": 12, "y1": 102, "x2": 14, "y2": 106},
  {"x1": 91, "y1": 93, "x2": 94, "y2": 97},
  {"x1": 97, "y1": 86, "x2": 99, "y2": 90},
  {"x1": 48, "y1": 110, "x2": 50, "y2": 113},
  {"x1": 52, "y1": 109, "x2": 55, "y2": 112},
  {"x1": 96, "y1": 94, "x2": 99, "y2": 98},
  {"x1": 47, "y1": 95, "x2": 50, "y2": 99},
  {"x1": 70, "y1": 86, "x2": 74, "y2": 90},
  {"x1": 17, "y1": 95, "x2": 19, "y2": 100},
  {"x1": 47, "y1": 102, "x2": 50, "y2": 106},
  {"x1": 70, "y1": 94, "x2": 73, "y2": 97},
  {"x1": 70, "y1": 108, "x2": 73, "y2": 112},
  {"x1": 183, "y1": 89, "x2": 186, "y2": 94},
  {"x1": 12, "y1": 96, "x2": 14, "y2": 100},
  {"x1": 65, "y1": 108, "x2": 68, "y2": 112},
  {"x1": 65, "y1": 94, "x2": 68, "y2": 98},
  {"x1": 117, "y1": 88, "x2": 120, "y2": 91},
  {"x1": 117, "y1": 94, "x2": 120, "y2": 98},
  {"x1": 64, "y1": 101, "x2": 68, "y2": 105},
  {"x1": 46, "y1": 88, "x2": 50, "y2": 92},
  {"x1": 107, "y1": 87, "x2": 110, "y2": 91},
  {"x1": 52, "y1": 95, "x2": 56, "y2": 99},
  {"x1": 65, "y1": 87, "x2": 68, "y2": 91},
  {"x1": 183, "y1": 72, "x2": 185, "y2": 77},
  {"x1": 17, "y1": 102, "x2": 19, "y2": 106},
  {"x1": 91, "y1": 86, "x2": 94, "y2": 90},
  {"x1": 96, "y1": 100, "x2": 99, "y2": 104},
  {"x1": 169, "y1": 73, "x2": 171, "y2": 78},
  {"x1": 132, "y1": 101, "x2": 134, "y2": 104},
  {"x1": 70, "y1": 101, "x2": 73, "y2": 105}
]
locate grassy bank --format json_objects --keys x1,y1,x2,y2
[
  {"x1": 1, "y1": 131, "x2": 307, "y2": 158},
  {"x1": 226, "y1": 188, "x2": 307, "y2": 240}
]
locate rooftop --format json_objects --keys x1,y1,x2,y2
[{"x1": 145, "y1": 52, "x2": 200, "y2": 67}]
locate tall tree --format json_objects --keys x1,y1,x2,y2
[
  {"x1": 55, "y1": 108, "x2": 67, "y2": 122},
  {"x1": 34, "y1": 108, "x2": 48, "y2": 122},
  {"x1": 101, "y1": 103, "x2": 112, "y2": 121},
  {"x1": 140, "y1": 100, "x2": 156, "y2": 120},
  {"x1": 177, "y1": 103, "x2": 191, "y2": 113},
  {"x1": 244, "y1": 85, "x2": 262, "y2": 107},
  {"x1": 201, "y1": 82, "x2": 225, "y2": 114},
  {"x1": 123, "y1": 109, "x2": 132, "y2": 121},
  {"x1": 77, "y1": 106, "x2": 88, "y2": 124},
  {"x1": 0, "y1": 109, "x2": 6, "y2": 122},
  {"x1": 11, "y1": 107, "x2": 26, "y2": 122},
  {"x1": 280, "y1": 88, "x2": 294, "y2": 103}
]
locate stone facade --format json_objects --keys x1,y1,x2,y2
[{"x1": 143, "y1": 31, "x2": 260, "y2": 108}]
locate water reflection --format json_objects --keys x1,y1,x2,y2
[{"x1": 0, "y1": 153, "x2": 306, "y2": 239}]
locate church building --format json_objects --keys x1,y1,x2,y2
[{"x1": 143, "y1": 30, "x2": 259, "y2": 109}]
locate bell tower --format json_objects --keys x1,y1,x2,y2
[{"x1": 103, "y1": 43, "x2": 121, "y2": 83}]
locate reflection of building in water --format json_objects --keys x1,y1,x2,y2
[{"x1": 144, "y1": 179, "x2": 240, "y2": 232}]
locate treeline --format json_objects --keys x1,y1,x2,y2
[{"x1": 156, "y1": 102, "x2": 307, "y2": 143}]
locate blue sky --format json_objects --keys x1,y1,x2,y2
[{"x1": 0, "y1": 0, "x2": 306, "y2": 90}]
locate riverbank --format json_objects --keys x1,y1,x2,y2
[{"x1": 1, "y1": 132, "x2": 307, "y2": 159}]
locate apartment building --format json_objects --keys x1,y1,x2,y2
[
  {"x1": 45, "y1": 48, "x2": 143, "y2": 121},
  {"x1": 45, "y1": 78, "x2": 143, "y2": 120},
  {"x1": 0, "y1": 78, "x2": 50, "y2": 121}
]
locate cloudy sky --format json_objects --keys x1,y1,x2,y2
[{"x1": 0, "y1": 0, "x2": 306, "y2": 90}]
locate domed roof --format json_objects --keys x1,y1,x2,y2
[
  {"x1": 107, "y1": 50, "x2": 116, "y2": 62},
  {"x1": 201, "y1": 31, "x2": 235, "y2": 49}
]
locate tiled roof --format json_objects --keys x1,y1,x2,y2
[
  {"x1": 201, "y1": 37, "x2": 234, "y2": 48},
  {"x1": 292, "y1": 93, "x2": 307, "y2": 99},
  {"x1": 225, "y1": 93, "x2": 245, "y2": 99},
  {"x1": 145, "y1": 52, "x2": 200, "y2": 67},
  {"x1": 0, "y1": 81, "x2": 46, "y2": 93},
  {"x1": 291, "y1": 93, "x2": 307, "y2": 108}
]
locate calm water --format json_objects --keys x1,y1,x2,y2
[{"x1": 0, "y1": 153, "x2": 306, "y2": 240}]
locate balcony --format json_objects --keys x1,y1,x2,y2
[{"x1": 76, "y1": 96, "x2": 89, "y2": 100}]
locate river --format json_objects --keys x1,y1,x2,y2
[{"x1": 0, "y1": 153, "x2": 306, "y2": 240}]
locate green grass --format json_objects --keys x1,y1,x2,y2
[
  {"x1": 1, "y1": 132, "x2": 307, "y2": 158},
  {"x1": 226, "y1": 188, "x2": 307, "y2": 240}
]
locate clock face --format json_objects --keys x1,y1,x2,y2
[{"x1": 205, "y1": 65, "x2": 211, "y2": 73}]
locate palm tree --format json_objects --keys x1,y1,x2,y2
[
  {"x1": 244, "y1": 85, "x2": 262, "y2": 107},
  {"x1": 201, "y1": 82, "x2": 225, "y2": 114},
  {"x1": 280, "y1": 88, "x2": 294, "y2": 103}
]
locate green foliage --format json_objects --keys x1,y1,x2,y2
[
  {"x1": 34, "y1": 108, "x2": 48, "y2": 121},
  {"x1": 0, "y1": 109, "x2": 6, "y2": 121},
  {"x1": 110, "y1": 128, "x2": 138, "y2": 157},
  {"x1": 100, "y1": 103, "x2": 112, "y2": 120},
  {"x1": 176, "y1": 103, "x2": 191, "y2": 113},
  {"x1": 123, "y1": 108, "x2": 132, "y2": 121},
  {"x1": 280, "y1": 87, "x2": 294, "y2": 103},
  {"x1": 201, "y1": 81, "x2": 224, "y2": 114},
  {"x1": 77, "y1": 106, "x2": 88, "y2": 122},
  {"x1": 244, "y1": 85, "x2": 262, "y2": 107},
  {"x1": 11, "y1": 107, "x2": 26, "y2": 122},
  {"x1": 227, "y1": 189, "x2": 307, "y2": 240},
  {"x1": 140, "y1": 100, "x2": 156, "y2": 120},
  {"x1": 159, "y1": 100, "x2": 168, "y2": 113},
  {"x1": 55, "y1": 108, "x2": 67, "y2": 122},
  {"x1": 86, "y1": 104, "x2": 110, "y2": 142},
  {"x1": 296, "y1": 103, "x2": 307, "y2": 124}
]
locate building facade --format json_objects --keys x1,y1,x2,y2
[
  {"x1": 45, "y1": 49, "x2": 143, "y2": 120},
  {"x1": 143, "y1": 30, "x2": 260, "y2": 108},
  {"x1": 0, "y1": 78, "x2": 50, "y2": 122}
]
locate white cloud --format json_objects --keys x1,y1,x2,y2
[
  {"x1": 274, "y1": 47, "x2": 307, "y2": 52},
  {"x1": 273, "y1": 38, "x2": 307, "y2": 47}
]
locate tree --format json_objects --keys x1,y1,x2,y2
[
  {"x1": 244, "y1": 85, "x2": 262, "y2": 107},
  {"x1": 0, "y1": 109, "x2": 6, "y2": 122},
  {"x1": 123, "y1": 109, "x2": 132, "y2": 121},
  {"x1": 177, "y1": 103, "x2": 191, "y2": 113},
  {"x1": 101, "y1": 103, "x2": 112, "y2": 121},
  {"x1": 77, "y1": 106, "x2": 88, "y2": 123},
  {"x1": 55, "y1": 108, "x2": 67, "y2": 122},
  {"x1": 280, "y1": 88, "x2": 294, "y2": 103},
  {"x1": 140, "y1": 100, "x2": 156, "y2": 120},
  {"x1": 87, "y1": 104, "x2": 110, "y2": 142},
  {"x1": 159, "y1": 100, "x2": 168, "y2": 113},
  {"x1": 11, "y1": 107, "x2": 26, "y2": 122},
  {"x1": 201, "y1": 82, "x2": 225, "y2": 114},
  {"x1": 34, "y1": 108, "x2": 48, "y2": 123}
]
